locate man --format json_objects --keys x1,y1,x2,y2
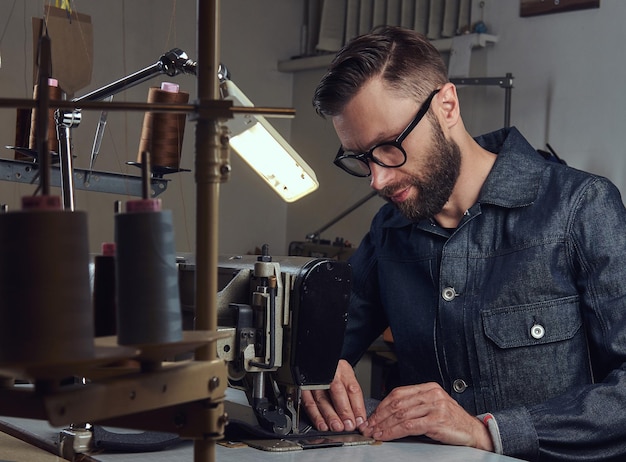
[{"x1": 301, "y1": 26, "x2": 626, "y2": 461}]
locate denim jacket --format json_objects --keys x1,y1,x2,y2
[{"x1": 342, "y1": 127, "x2": 626, "y2": 461}]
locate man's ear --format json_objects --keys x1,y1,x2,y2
[{"x1": 437, "y1": 82, "x2": 460, "y2": 128}]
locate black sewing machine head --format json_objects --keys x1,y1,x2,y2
[{"x1": 178, "y1": 249, "x2": 351, "y2": 434}]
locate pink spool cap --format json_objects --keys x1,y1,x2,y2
[
  {"x1": 125, "y1": 198, "x2": 162, "y2": 213},
  {"x1": 160, "y1": 82, "x2": 179, "y2": 93}
]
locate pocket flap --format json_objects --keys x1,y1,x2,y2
[{"x1": 482, "y1": 296, "x2": 582, "y2": 349}]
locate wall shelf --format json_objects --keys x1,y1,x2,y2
[{"x1": 278, "y1": 33, "x2": 498, "y2": 73}]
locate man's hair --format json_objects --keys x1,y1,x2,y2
[{"x1": 313, "y1": 26, "x2": 449, "y2": 118}]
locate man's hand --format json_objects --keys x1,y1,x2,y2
[
  {"x1": 360, "y1": 382, "x2": 494, "y2": 451},
  {"x1": 301, "y1": 359, "x2": 367, "y2": 432}
]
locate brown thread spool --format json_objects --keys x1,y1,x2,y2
[
  {"x1": 137, "y1": 83, "x2": 189, "y2": 170},
  {"x1": 28, "y1": 78, "x2": 63, "y2": 157},
  {"x1": 13, "y1": 109, "x2": 32, "y2": 160}
]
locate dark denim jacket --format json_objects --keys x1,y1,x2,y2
[{"x1": 342, "y1": 127, "x2": 626, "y2": 461}]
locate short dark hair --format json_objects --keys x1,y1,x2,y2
[{"x1": 313, "y1": 26, "x2": 449, "y2": 118}]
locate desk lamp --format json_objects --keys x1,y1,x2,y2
[{"x1": 220, "y1": 76, "x2": 318, "y2": 202}]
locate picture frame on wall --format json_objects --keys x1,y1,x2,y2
[{"x1": 520, "y1": 0, "x2": 600, "y2": 17}]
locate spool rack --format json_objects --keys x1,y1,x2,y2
[
  {"x1": 0, "y1": 156, "x2": 169, "y2": 197},
  {"x1": 0, "y1": 2, "x2": 295, "y2": 462}
]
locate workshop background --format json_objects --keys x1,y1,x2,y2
[{"x1": 0, "y1": 1, "x2": 619, "y2": 257}]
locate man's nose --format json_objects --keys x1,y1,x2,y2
[{"x1": 369, "y1": 162, "x2": 394, "y2": 191}]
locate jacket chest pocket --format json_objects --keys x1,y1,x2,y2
[{"x1": 480, "y1": 296, "x2": 592, "y2": 410}]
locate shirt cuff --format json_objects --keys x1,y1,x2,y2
[{"x1": 478, "y1": 413, "x2": 503, "y2": 455}]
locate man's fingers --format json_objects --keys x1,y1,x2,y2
[
  {"x1": 345, "y1": 379, "x2": 367, "y2": 428},
  {"x1": 360, "y1": 382, "x2": 488, "y2": 447},
  {"x1": 301, "y1": 389, "x2": 330, "y2": 431},
  {"x1": 367, "y1": 382, "x2": 440, "y2": 425},
  {"x1": 302, "y1": 388, "x2": 348, "y2": 431},
  {"x1": 329, "y1": 360, "x2": 367, "y2": 431},
  {"x1": 327, "y1": 379, "x2": 357, "y2": 431},
  {"x1": 301, "y1": 360, "x2": 367, "y2": 433},
  {"x1": 362, "y1": 383, "x2": 433, "y2": 437}
]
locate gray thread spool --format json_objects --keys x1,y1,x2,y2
[
  {"x1": 0, "y1": 210, "x2": 94, "y2": 364},
  {"x1": 114, "y1": 207, "x2": 182, "y2": 345}
]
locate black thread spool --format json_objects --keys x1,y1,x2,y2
[{"x1": 93, "y1": 242, "x2": 117, "y2": 337}]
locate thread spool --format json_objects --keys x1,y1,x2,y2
[
  {"x1": 0, "y1": 197, "x2": 94, "y2": 364},
  {"x1": 93, "y1": 242, "x2": 117, "y2": 337},
  {"x1": 13, "y1": 109, "x2": 32, "y2": 160},
  {"x1": 137, "y1": 83, "x2": 189, "y2": 170},
  {"x1": 28, "y1": 78, "x2": 62, "y2": 157},
  {"x1": 115, "y1": 199, "x2": 182, "y2": 345}
]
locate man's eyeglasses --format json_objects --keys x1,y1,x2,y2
[{"x1": 333, "y1": 89, "x2": 440, "y2": 177}]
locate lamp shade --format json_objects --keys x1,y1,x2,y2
[{"x1": 221, "y1": 80, "x2": 319, "y2": 202}]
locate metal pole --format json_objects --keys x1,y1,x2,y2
[
  {"x1": 195, "y1": 0, "x2": 220, "y2": 360},
  {"x1": 504, "y1": 72, "x2": 513, "y2": 128},
  {"x1": 194, "y1": 0, "x2": 223, "y2": 461},
  {"x1": 306, "y1": 191, "x2": 378, "y2": 241},
  {"x1": 36, "y1": 35, "x2": 52, "y2": 196},
  {"x1": 56, "y1": 125, "x2": 76, "y2": 210}
]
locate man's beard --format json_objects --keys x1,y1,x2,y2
[{"x1": 380, "y1": 121, "x2": 461, "y2": 222}]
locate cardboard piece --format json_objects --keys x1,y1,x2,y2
[{"x1": 32, "y1": 5, "x2": 93, "y2": 98}]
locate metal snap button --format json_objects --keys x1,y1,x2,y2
[
  {"x1": 530, "y1": 324, "x2": 545, "y2": 340},
  {"x1": 442, "y1": 287, "x2": 457, "y2": 301},
  {"x1": 453, "y1": 379, "x2": 468, "y2": 393}
]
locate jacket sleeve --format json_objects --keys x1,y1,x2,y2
[
  {"x1": 340, "y1": 207, "x2": 390, "y2": 366},
  {"x1": 493, "y1": 177, "x2": 626, "y2": 461}
]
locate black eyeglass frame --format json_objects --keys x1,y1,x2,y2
[{"x1": 333, "y1": 88, "x2": 440, "y2": 177}]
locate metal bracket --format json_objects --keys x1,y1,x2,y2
[
  {"x1": 450, "y1": 73, "x2": 514, "y2": 128},
  {"x1": 0, "y1": 157, "x2": 169, "y2": 198}
]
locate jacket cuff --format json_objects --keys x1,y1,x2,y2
[{"x1": 489, "y1": 407, "x2": 539, "y2": 460}]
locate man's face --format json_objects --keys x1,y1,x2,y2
[
  {"x1": 379, "y1": 120, "x2": 461, "y2": 221},
  {"x1": 332, "y1": 78, "x2": 461, "y2": 222}
]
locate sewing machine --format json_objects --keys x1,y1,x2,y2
[{"x1": 179, "y1": 246, "x2": 351, "y2": 436}]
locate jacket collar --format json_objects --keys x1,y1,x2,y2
[{"x1": 475, "y1": 126, "x2": 544, "y2": 209}]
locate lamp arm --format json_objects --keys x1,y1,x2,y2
[
  {"x1": 73, "y1": 48, "x2": 196, "y2": 103},
  {"x1": 55, "y1": 48, "x2": 197, "y2": 210},
  {"x1": 306, "y1": 190, "x2": 378, "y2": 241}
]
